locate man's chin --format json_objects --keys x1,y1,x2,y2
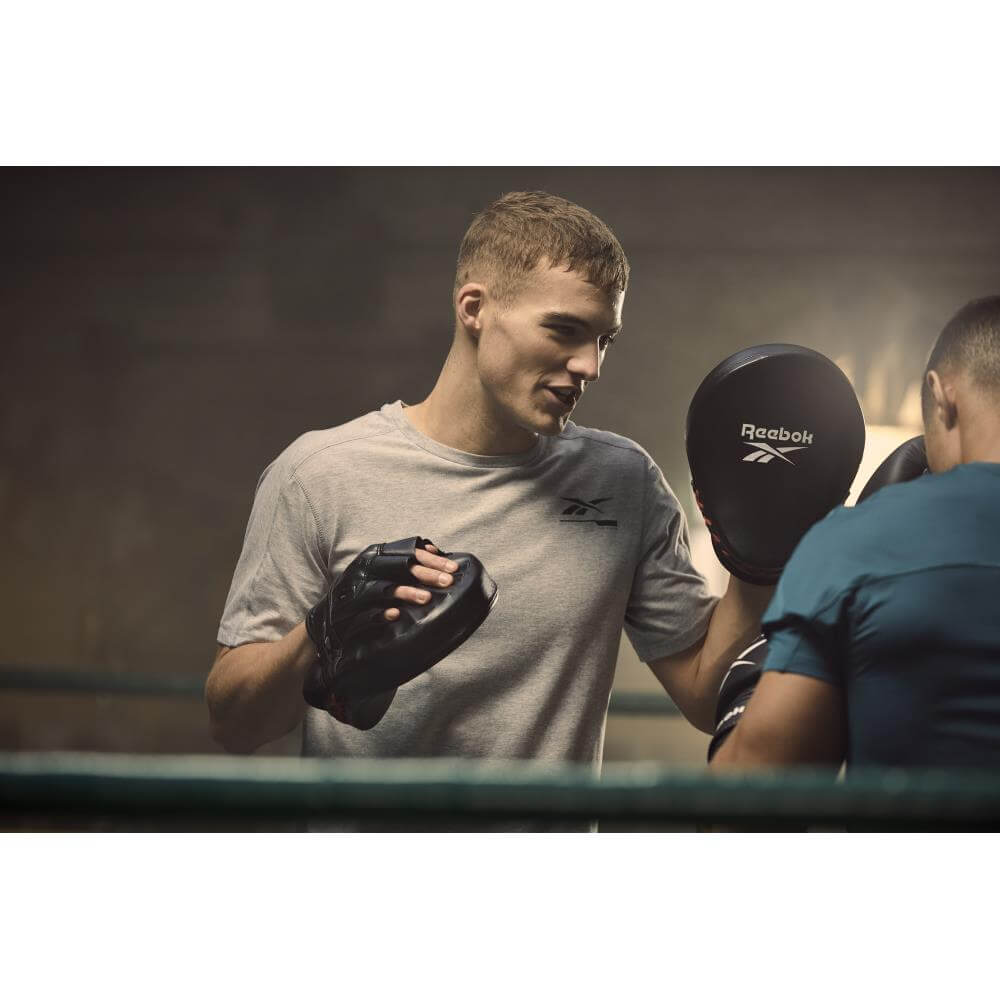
[
  {"x1": 503, "y1": 399, "x2": 571, "y2": 440},
  {"x1": 536, "y1": 418, "x2": 568, "y2": 436},
  {"x1": 525, "y1": 407, "x2": 570, "y2": 436}
]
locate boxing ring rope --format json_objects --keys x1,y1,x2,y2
[
  {"x1": 0, "y1": 665, "x2": 208, "y2": 699},
  {"x1": 2, "y1": 752, "x2": 1000, "y2": 830},
  {"x1": 5, "y1": 665, "x2": 999, "y2": 828},
  {"x1": 0, "y1": 665, "x2": 683, "y2": 715}
]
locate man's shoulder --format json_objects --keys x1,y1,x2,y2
[
  {"x1": 808, "y1": 470, "x2": 947, "y2": 552},
  {"x1": 559, "y1": 422, "x2": 654, "y2": 470},
  {"x1": 269, "y1": 407, "x2": 397, "y2": 484},
  {"x1": 787, "y1": 472, "x2": 950, "y2": 584},
  {"x1": 794, "y1": 499, "x2": 886, "y2": 563},
  {"x1": 803, "y1": 470, "x2": 939, "y2": 537}
]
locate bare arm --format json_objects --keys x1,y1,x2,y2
[
  {"x1": 647, "y1": 576, "x2": 774, "y2": 733},
  {"x1": 206, "y1": 625, "x2": 316, "y2": 754},
  {"x1": 709, "y1": 670, "x2": 845, "y2": 770},
  {"x1": 206, "y1": 546, "x2": 457, "y2": 754}
]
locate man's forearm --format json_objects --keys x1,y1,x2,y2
[
  {"x1": 691, "y1": 578, "x2": 774, "y2": 727},
  {"x1": 205, "y1": 623, "x2": 317, "y2": 753}
]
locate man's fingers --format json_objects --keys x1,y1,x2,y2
[
  {"x1": 382, "y1": 551, "x2": 459, "y2": 618},
  {"x1": 409, "y1": 564, "x2": 454, "y2": 587},
  {"x1": 392, "y1": 585, "x2": 435, "y2": 604},
  {"x1": 414, "y1": 546, "x2": 459, "y2": 574}
]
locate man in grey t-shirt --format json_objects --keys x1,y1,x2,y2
[{"x1": 207, "y1": 191, "x2": 773, "y2": 778}]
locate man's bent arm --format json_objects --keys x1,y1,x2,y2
[
  {"x1": 205, "y1": 624, "x2": 316, "y2": 753},
  {"x1": 648, "y1": 577, "x2": 774, "y2": 733},
  {"x1": 709, "y1": 670, "x2": 845, "y2": 769}
]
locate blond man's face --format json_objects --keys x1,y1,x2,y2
[{"x1": 474, "y1": 264, "x2": 624, "y2": 437}]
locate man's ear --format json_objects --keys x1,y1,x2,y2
[
  {"x1": 926, "y1": 369, "x2": 958, "y2": 430},
  {"x1": 456, "y1": 283, "x2": 486, "y2": 339}
]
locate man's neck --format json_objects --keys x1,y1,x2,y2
[
  {"x1": 957, "y1": 395, "x2": 1000, "y2": 465},
  {"x1": 404, "y1": 348, "x2": 538, "y2": 456},
  {"x1": 959, "y1": 421, "x2": 1000, "y2": 464}
]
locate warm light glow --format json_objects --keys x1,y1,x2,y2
[{"x1": 688, "y1": 517, "x2": 728, "y2": 597}]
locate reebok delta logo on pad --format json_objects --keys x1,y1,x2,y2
[{"x1": 740, "y1": 423, "x2": 814, "y2": 465}]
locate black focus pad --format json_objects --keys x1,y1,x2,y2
[
  {"x1": 687, "y1": 344, "x2": 865, "y2": 584},
  {"x1": 857, "y1": 435, "x2": 927, "y2": 505},
  {"x1": 303, "y1": 537, "x2": 498, "y2": 727},
  {"x1": 707, "y1": 634, "x2": 767, "y2": 762}
]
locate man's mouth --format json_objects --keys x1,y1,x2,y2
[{"x1": 545, "y1": 385, "x2": 578, "y2": 408}]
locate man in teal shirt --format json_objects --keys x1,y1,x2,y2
[{"x1": 712, "y1": 295, "x2": 1000, "y2": 771}]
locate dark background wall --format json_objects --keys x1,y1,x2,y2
[{"x1": 3, "y1": 167, "x2": 999, "y2": 760}]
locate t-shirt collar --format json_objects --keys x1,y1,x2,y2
[{"x1": 382, "y1": 400, "x2": 551, "y2": 469}]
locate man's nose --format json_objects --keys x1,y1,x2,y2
[{"x1": 566, "y1": 343, "x2": 600, "y2": 383}]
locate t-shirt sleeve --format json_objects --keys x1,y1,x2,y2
[
  {"x1": 623, "y1": 459, "x2": 718, "y2": 661},
  {"x1": 217, "y1": 458, "x2": 330, "y2": 647},
  {"x1": 760, "y1": 514, "x2": 854, "y2": 687}
]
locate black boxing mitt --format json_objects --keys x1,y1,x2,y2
[
  {"x1": 304, "y1": 536, "x2": 498, "y2": 729},
  {"x1": 856, "y1": 436, "x2": 927, "y2": 504},
  {"x1": 707, "y1": 635, "x2": 767, "y2": 762},
  {"x1": 687, "y1": 344, "x2": 865, "y2": 584}
]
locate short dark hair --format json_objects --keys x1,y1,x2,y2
[
  {"x1": 922, "y1": 295, "x2": 1000, "y2": 417},
  {"x1": 454, "y1": 191, "x2": 629, "y2": 307}
]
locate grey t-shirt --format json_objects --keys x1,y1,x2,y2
[{"x1": 218, "y1": 401, "x2": 716, "y2": 767}]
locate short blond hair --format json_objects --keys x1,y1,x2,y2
[{"x1": 454, "y1": 191, "x2": 629, "y2": 307}]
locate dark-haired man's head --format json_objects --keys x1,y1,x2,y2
[{"x1": 922, "y1": 295, "x2": 1000, "y2": 472}]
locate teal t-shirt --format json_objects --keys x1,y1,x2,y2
[{"x1": 761, "y1": 462, "x2": 1000, "y2": 769}]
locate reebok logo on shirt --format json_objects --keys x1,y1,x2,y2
[{"x1": 559, "y1": 496, "x2": 618, "y2": 527}]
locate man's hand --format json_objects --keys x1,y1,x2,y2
[
  {"x1": 206, "y1": 541, "x2": 493, "y2": 750},
  {"x1": 381, "y1": 544, "x2": 458, "y2": 622},
  {"x1": 304, "y1": 541, "x2": 461, "y2": 730},
  {"x1": 303, "y1": 536, "x2": 498, "y2": 728}
]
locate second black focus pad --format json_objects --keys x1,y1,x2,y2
[
  {"x1": 687, "y1": 344, "x2": 865, "y2": 584},
  {"x1": 856, "y1": 435, "x2": 927, "y2": 504},
  {"x1": 303, "y1": 536, "x2": 498, "y2": 720},
  {"x1": 706, "y1": 634, "x2": 767, "y2": 762}
]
